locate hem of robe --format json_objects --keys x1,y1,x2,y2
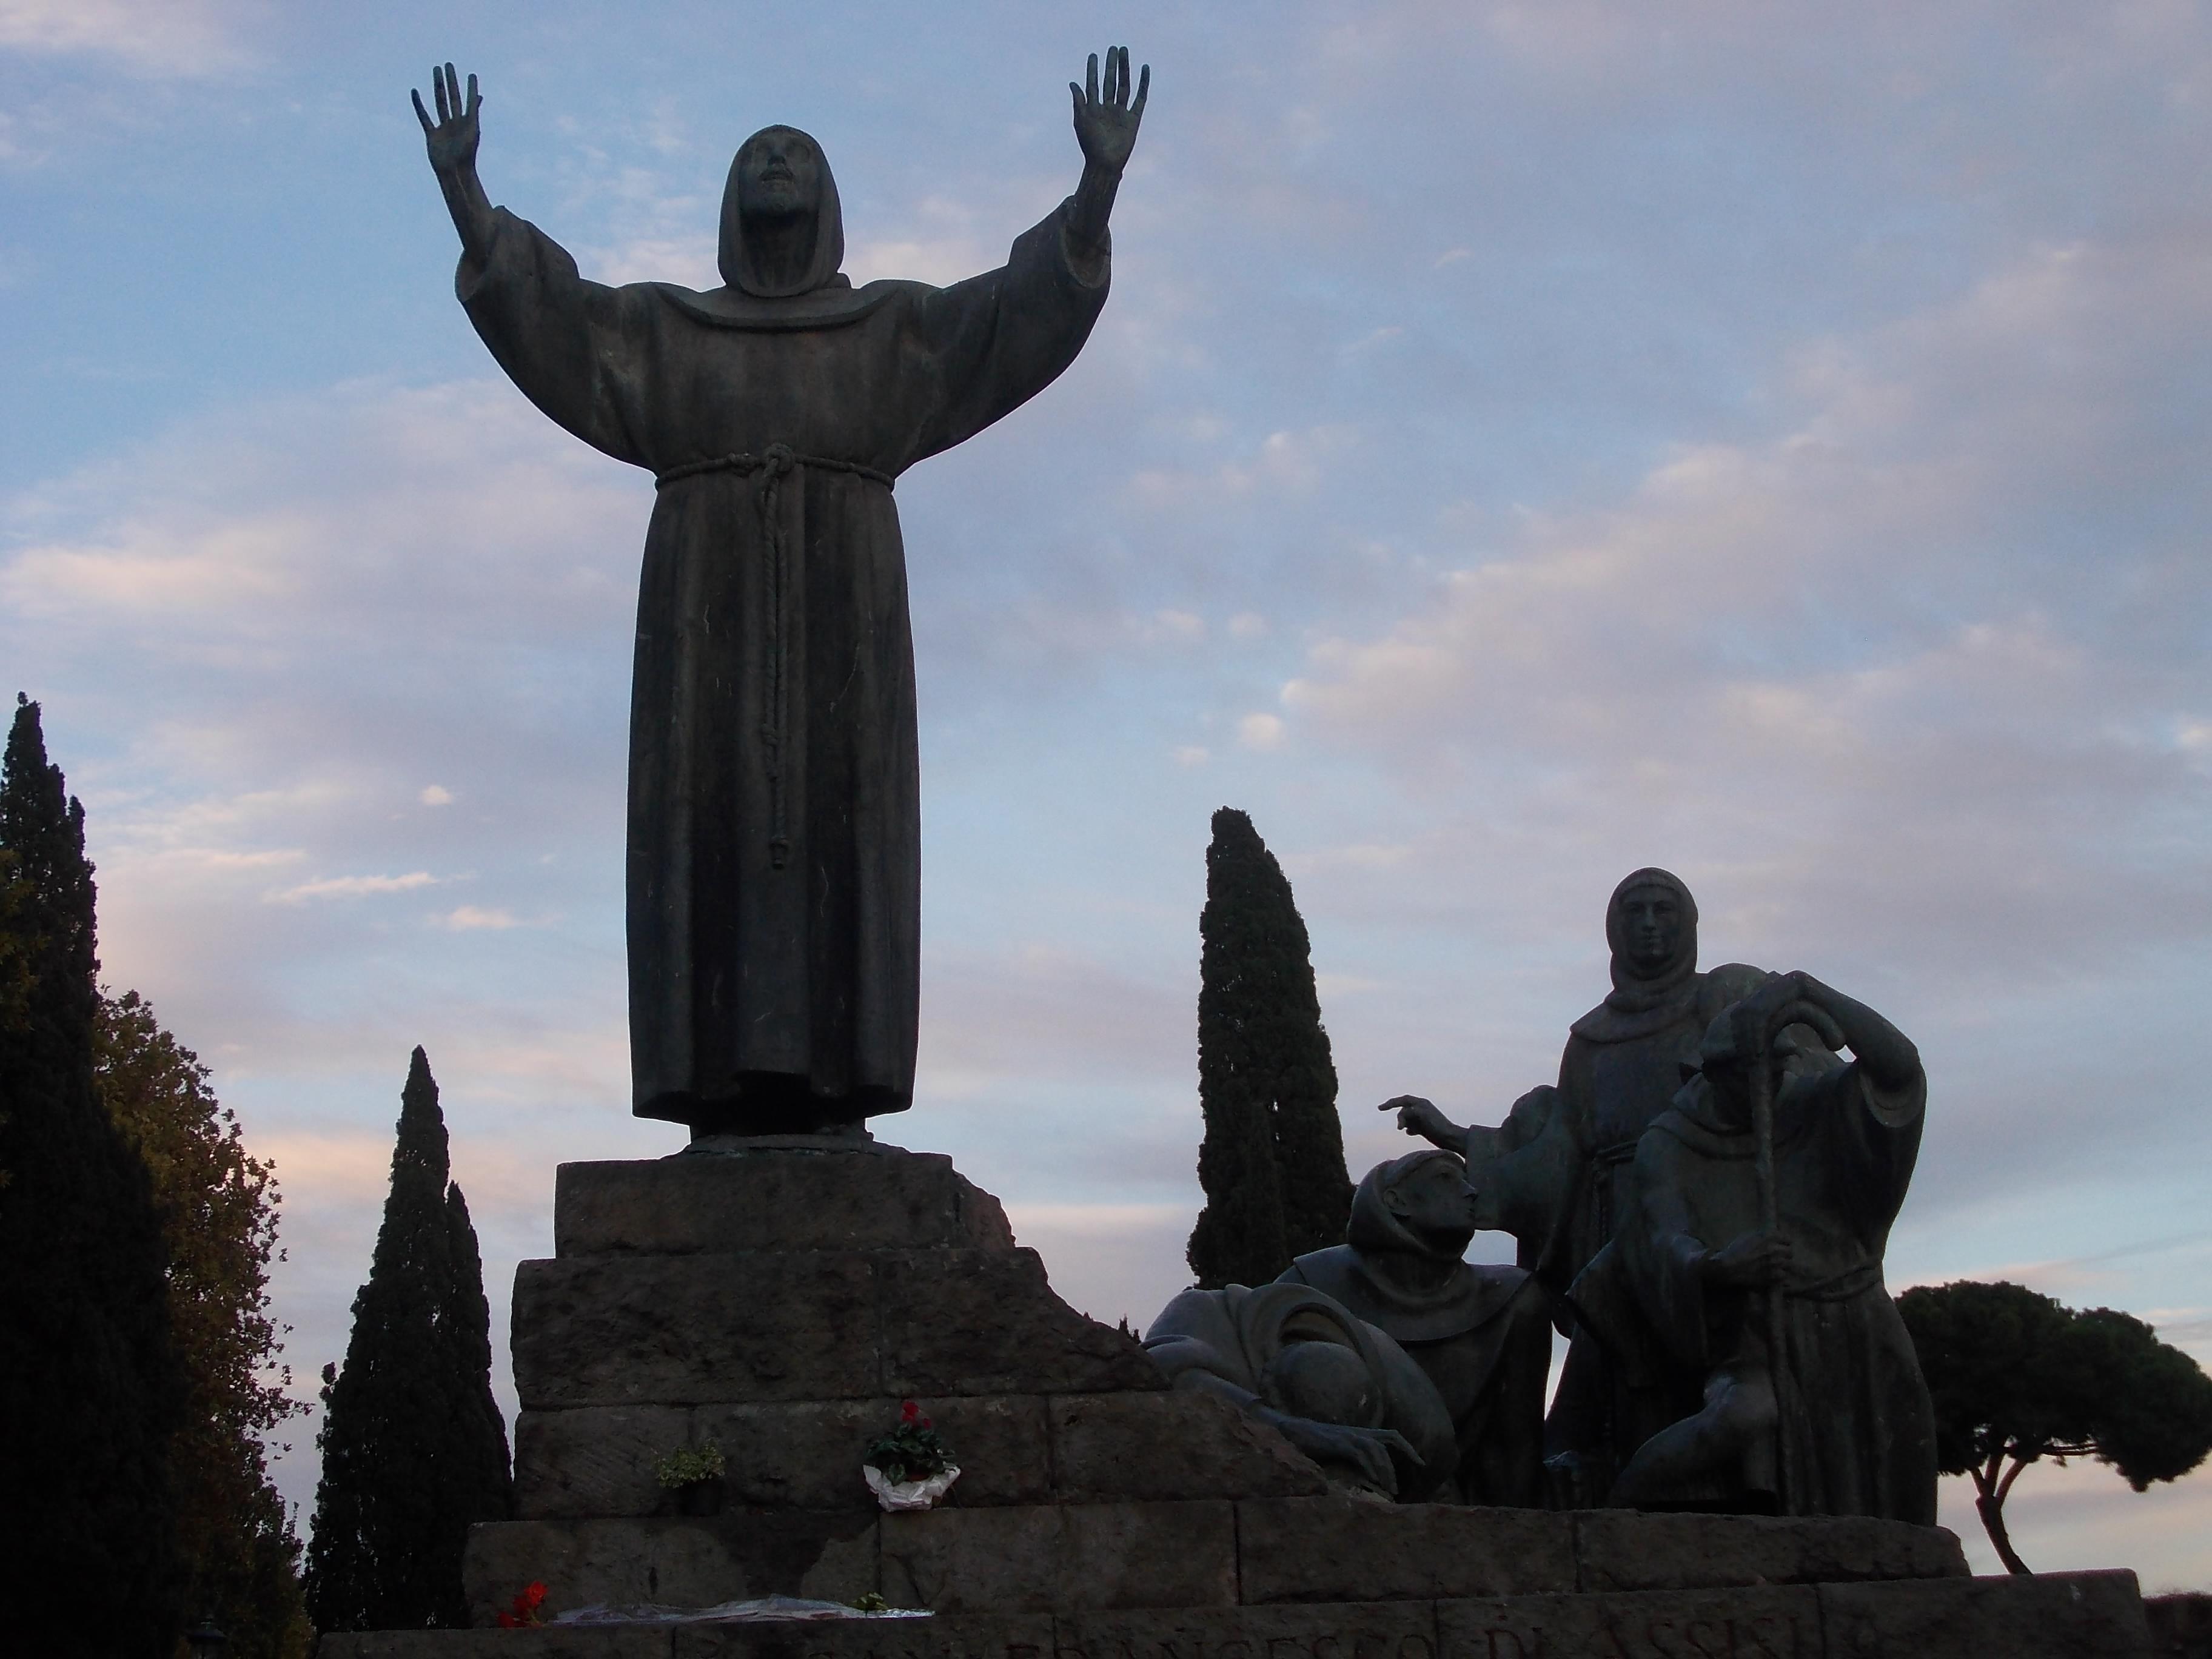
[{"x1": 637, "y1": 1076, "x2": 913, "y2": 1134}]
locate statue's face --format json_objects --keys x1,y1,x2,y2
[
  {"x1": 739, "y1": 130, "x2": 822, "y2": 224},
  {"x1": 1382, "y1": 1155, "x2": 1479, "y2": 1249},
  {"x1": 1617, "y1": 883, "x2": 1683, "y2": 973}
]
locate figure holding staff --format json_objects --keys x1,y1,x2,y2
[{"x1": 1608, "y1": 970, "x2": 1938, "y2": 1521}]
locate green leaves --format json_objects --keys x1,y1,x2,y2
[
  {"x1": 1188, "y1": 808, "x2": 1351, "y2": 1290},
  {"x1": 304, "y1": 1049, "x2": 511, "y2": 1632},
  {"x1": 1899, "y1": 1279, "x2": 2212, "y2": 1570}
]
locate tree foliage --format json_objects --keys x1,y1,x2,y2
[
  {"x1": 304, "y1": 1048, "x2": 512, "y2": 1631},
  {"x1": 1188, "y1": 807, "x2": 1352, "y2": 1290},
  {"x1": 1899, "y1": 1279, "x2": 2212, "y2": 1574},
  {"x1": 0, "y1": 695, "x2": 184, "y2": 1654},
  {"x1": 96, "y1": 990, "x2": 312, "y2": 1658}
]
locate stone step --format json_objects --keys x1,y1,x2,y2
[
  {"x1": 320, "y1": 1571, "x2": 2151, "y2": 1658},
  {"x1": 461, "y1": 1496, "x2": 1968, "y2": 1630},
  {"x1": 555, "y1": 1152, "x2": 1016, "y2": 1259},
  {"x1": 514, "y1": 1392, "x2": 1327, "y2": 1519},
  {"x1": 513, "y1": 1248, "x2": 1163, "y2": 1409}
]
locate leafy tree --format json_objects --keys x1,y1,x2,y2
[
  {"x1": 304, "y1": 1048, "x2": 511, "y2": 1631},
  {"x1": 96, "y1": 990, "x2": 312, "y2": 1659},
  {"x1": 1899, "y1": 1279, "x2": 2212, "y2": 1574},
  {"x1": 1188, "y1": 807, "x2": 1352, "y2": 1289},
  {"x1": 0, "y1": 695, "x2": 184, "y2": 1653}
]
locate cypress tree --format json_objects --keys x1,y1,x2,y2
[
  {"x1": 0, "y1": 695, "x2": 183, "y2": 1653},
  {"x1": 304, "y1": 1048, "x2": 511, "y2": 1631},
  {"x1": 1187, "y1": 807, "x2": 1352, "y2": 1289}
]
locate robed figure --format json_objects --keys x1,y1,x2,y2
[
  {"x1": 1609, "y1": 970, "x2": 1939, "y2": 1522},
  {"x1": 1388, "y1": 868, "x2": 1788, "y2": 1496},
  {"x1": 413, "y1": 56, "x2": 1148, "y2": 1134},
  {"x1": 1278, "y1": 1151, "x2": 1552, "y2": 1506}
]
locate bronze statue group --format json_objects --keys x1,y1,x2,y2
[
  {"x1": 1148, "y1": 868, "x2": 1939, "y2": 1523},
  {"x1": 415, "y1": 53, "x2": 1934, "y2": 1524}
]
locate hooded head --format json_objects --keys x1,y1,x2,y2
[
  {"x1": 1604, "y1": 866, "x2": 1698, "y2": 1006},
  {"x1": 719, "y1": 126, "x2": 848, "y2": 297},
  {"x1": 1349, "y1": 1149, "x2": 1476, "y2": 1262}
]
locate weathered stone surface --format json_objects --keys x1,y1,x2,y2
[
  {"x1": 556, "y1": 1154, "x2": 1016, "y2": 1259},
  {"x1": 877, "y1": 1250, "x2": 1163, "y2": 1398},
  {"x1": 464, "y1": 1515, "x2": 877, "y2": 1626},
  {"x1": 1438, "y1": 1586, "x2": 1820, "y2": 1659},
  {"x1": 515, "y1": 1249, "x2": 1153, "y2": 1410},
  {"x1": 1820, "y1": 1569, "x2": 2153, "y2": 1658},
  {"x1": 1236, "y1": 1498, "x2": 1576, "y2": 1605},
  {"x1": 1049, "y1": 1392, "x2": 1327, "y2": 1504},
  {"x1": 879, "y1": 1501, "x2": 1237, "y2": 1613},
  {"x1": 1055, "y1": 1603, "x2": 1441, "y2": 1659},
  {"x1": 1570, "y1": 1510, "x2": 1967, "y2": 1592},
  {"x1": 321, "y1": 1634, "x2": 671, "y2": 1659},
  {"x1": 696, "y1": 1396, "x2": 1051, "y2": 1510},
  {"x1": 514, "y1": 1254, "x2": 880, "y2": 1408},
  {"x1": 673, "y1": 1614, "x2": 1054, "y2": 1659},
  {"x1": 517, "y1": 1406, "x2": 694, "y2": 1520}
]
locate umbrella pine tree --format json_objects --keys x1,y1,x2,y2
[
  {"x1": 1188, "y1": 807, "x2": 1352, "y2": 1289},
  {"x1": 304, "y1": 1048, "x2": 511, "y2": 1631}
]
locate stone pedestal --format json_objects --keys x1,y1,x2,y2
[{"x1": 321, "y1": 1147, "x2": 2155, "y2": 1658}]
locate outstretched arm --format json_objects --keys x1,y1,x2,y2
[
  {"x1": 413, "y1": 62, "x2": 495, "y2": 266},
  {"x1": 1379, "y1": 1094, "x2": 1470, "y2": 1152},
  {"x1": 1067, "y1": 45, "x2": 1149, "y2": 253}
]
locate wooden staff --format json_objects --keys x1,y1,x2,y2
[{"x1": 1749, "y1": 996, "x2": 1845, "y2": 1515}]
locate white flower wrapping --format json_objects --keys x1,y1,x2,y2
[{"x1": 863, "y1": 1463, "x2": 962, "y2": 1512}]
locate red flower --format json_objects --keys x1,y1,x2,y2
[
  {"x1": 900, "y1": 1399, "x2": 921, "y2": 1425},
  {"x1": 523, "y1": 1583, "x2": 547, "y2": 1610}
]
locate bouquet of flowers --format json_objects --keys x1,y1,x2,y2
[
  {"x1": 862, "y1": 1399, "x2": 960, "y2": 1510},
  {"x1": 495, "y1": 1581, "x2": 548, "y2": 1628}
]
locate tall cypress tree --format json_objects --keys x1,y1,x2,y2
[
  {"x1": 1187, "y1": 807, "x2": 1352, "y2": 1289},
  {"x1": 304, "y1": 1048, "x2": 511, "y2": 1632},
  {"x1": 0, "y1": 695, "x2": 183, "y2": 1653}
]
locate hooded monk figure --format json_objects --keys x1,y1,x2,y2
[
  {"x1": 1387, "y1": 868, "x2": 1804, "y2": 1496},
  {"x1": 412, "y1": 55, "x2": 1148, "y2": 1136},
  {"x1": 1278, "y1": 1150, "x2": 1553, "y2": 1506}
]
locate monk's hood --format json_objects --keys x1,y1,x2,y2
[
  {"x1": 1572, "y1": 866, "x2": 1702, "y2": 1045},
  {"x1": 1289, "y1": 1153, "x2": 1524, "y2": 1344}
]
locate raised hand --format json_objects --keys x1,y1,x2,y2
[
  {"x1": 1070, "y1": 45, "x2": 1148, "y2": 178},
  {"x1": 412, "y1": 62, "x2": 482, "y2": 176}
]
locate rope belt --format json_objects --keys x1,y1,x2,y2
[
  {"x1": 1783, "y1": 1258, "x2": 1883, "y2": 1302},
  {"x1": 653, "y1": 447, "x2": 896, "y2": 870}
]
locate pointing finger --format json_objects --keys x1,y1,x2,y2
[
  {"x1": 1086, "y1": 51, "x2": 1098, "y2": 106},
  {"x1": 1131, "y1": 63, "x2": 1150, "y2": 121},
  {"x1": 466, "y1": 72, "x2": 480, "y2": 118}
]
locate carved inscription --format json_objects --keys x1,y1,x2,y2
[{"x1": 1051, "y1": 1637, "x2": 1436, "y2": 1659}]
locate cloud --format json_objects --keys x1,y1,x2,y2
[
  {"x1": 419, "y1": 785, "x2": 454, "y2": 806},
  {"x1": 268, "y1": 871, "x2": 438, "y2": 903},
  {"x1": 1238, "y1": 712, "x2": 1286, "y2": 751},
  {"x1": 0, "y1": 0, "x2": 255, "y2": 76},
  {"x1": 438, "y1": 905, "x2": 520, "y2": 931}
]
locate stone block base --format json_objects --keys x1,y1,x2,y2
[{"x1": 324, "y1": 1571, "x2": 2151, "y2": 1658}]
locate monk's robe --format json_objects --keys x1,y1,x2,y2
[
  {"x1": 1618, "y1": 1058, "x2": 1939, "y2": 1522},
  {"x1": 455, "y1": 139, "x2": 1108, "y2": 1128}
]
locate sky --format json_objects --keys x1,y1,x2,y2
[{"x1": 4, "y1": 0, "x2": 2211, "y2": 1590}]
